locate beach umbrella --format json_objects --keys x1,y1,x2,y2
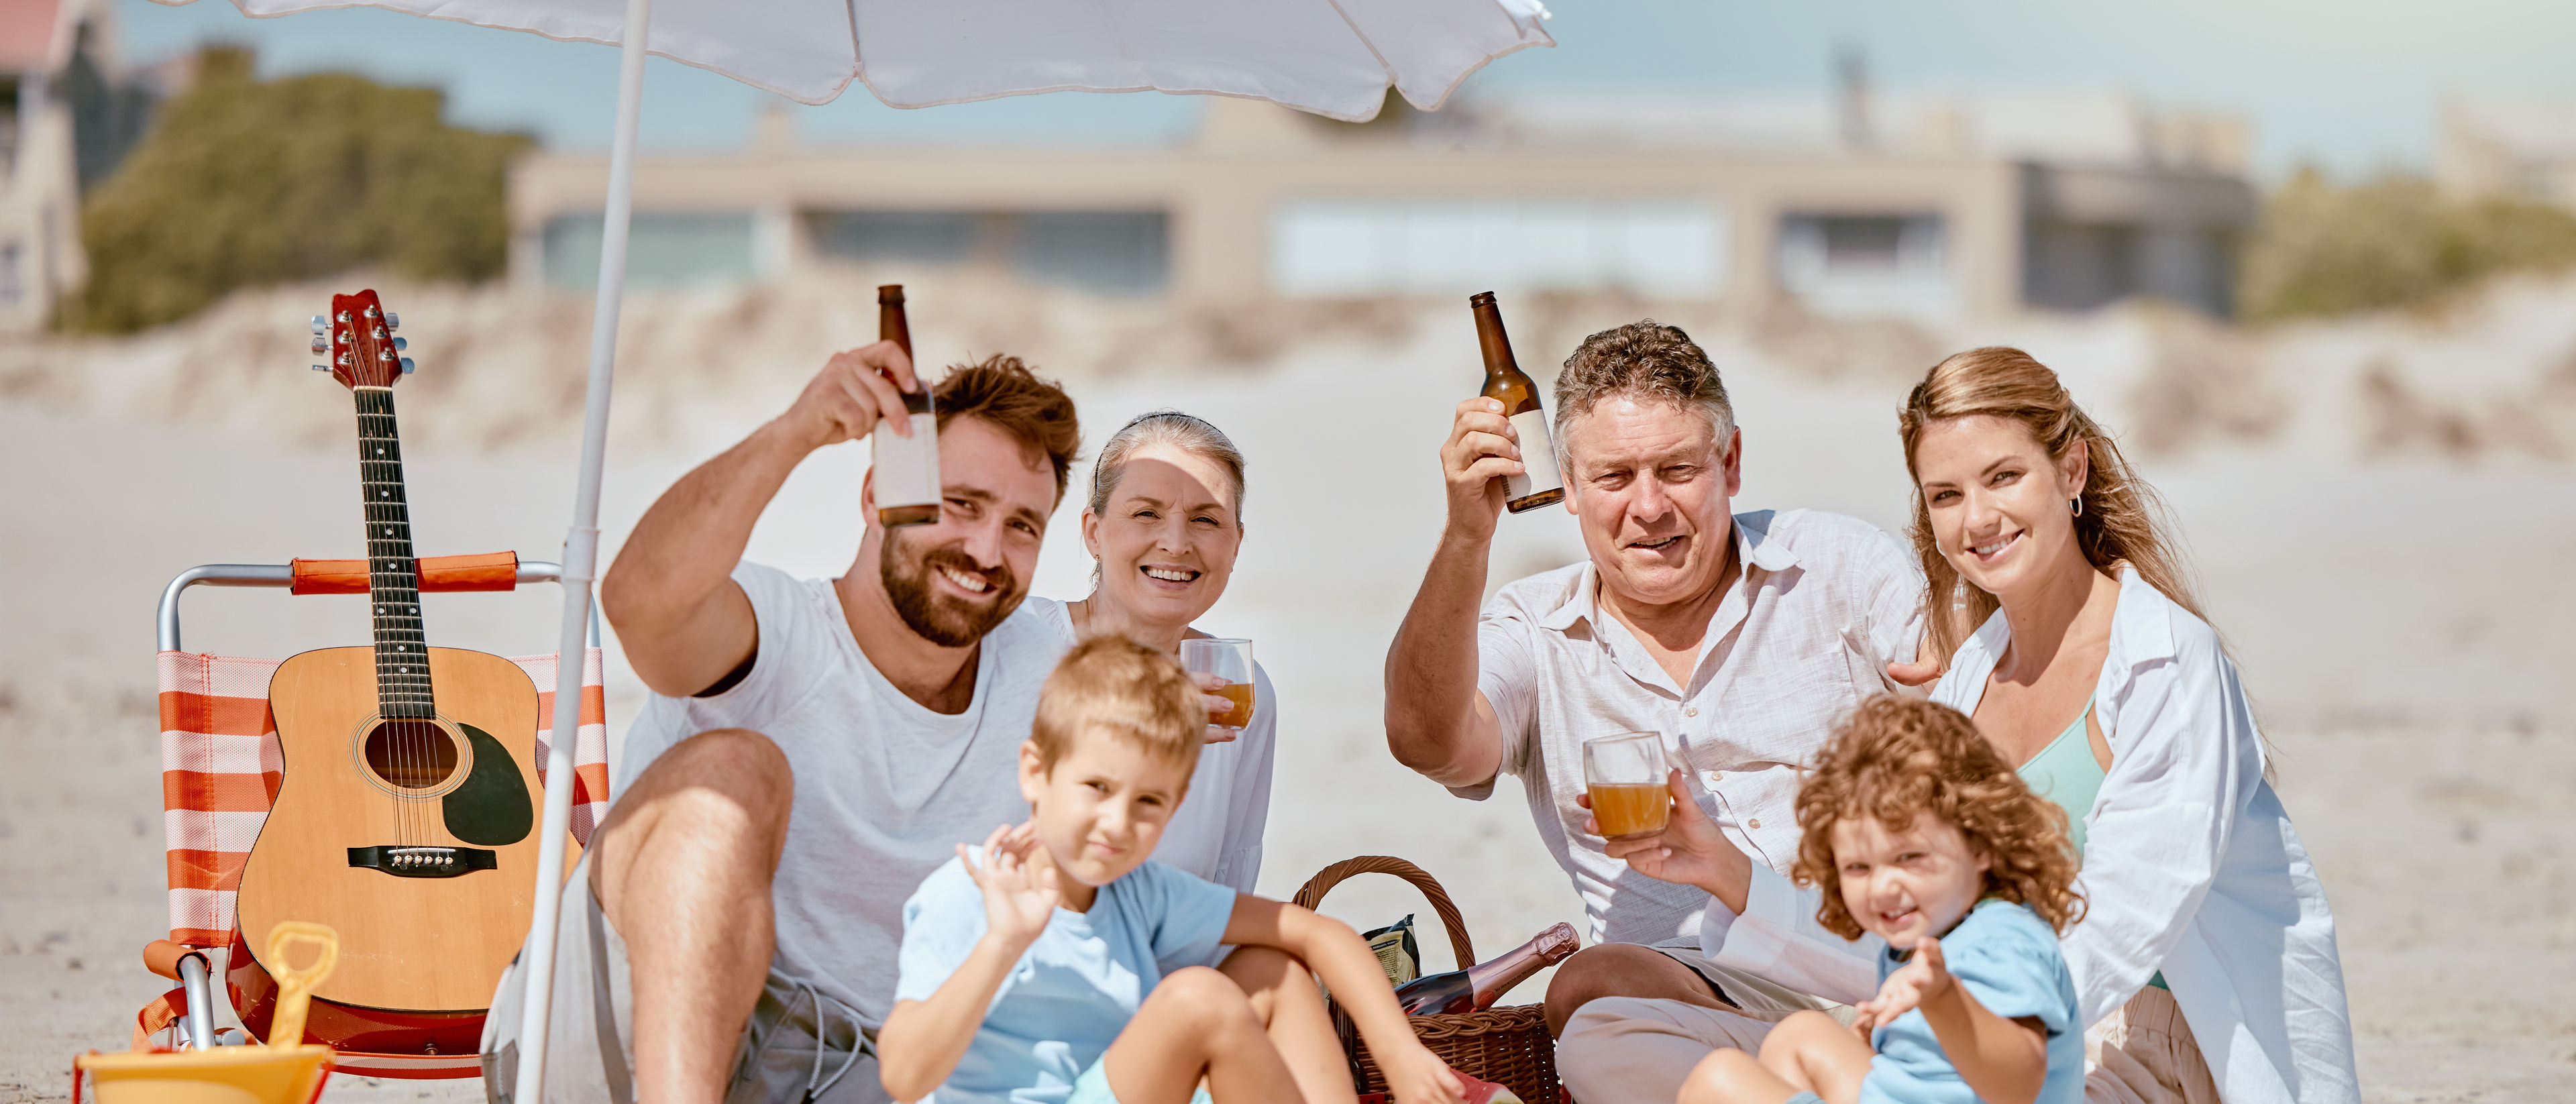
[{"x1": 152, "y1": 0, "x2": 1556, "y2": 1099}]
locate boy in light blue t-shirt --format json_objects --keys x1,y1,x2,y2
[
  {"x1": 881, "y1": 636, "x2": 1466, "y2": 1104},
  {"x1": 1676, "y1": 696, "x2": 2087, "y2": 1104}
]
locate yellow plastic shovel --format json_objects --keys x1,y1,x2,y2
[{"x1": 76, "y1": 923, "x2": 340, "y2": 1104}]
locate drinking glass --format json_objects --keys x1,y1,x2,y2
[
  {"x1": 1582, "y1": 731, "x2": 1673, "y2": 840},
  {"x1": 1179, "y1": 638, "x2": 1255, "y2": 732}
]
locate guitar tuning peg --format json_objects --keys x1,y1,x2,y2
[
  {"x1": 392, "y1": 337, "x2": 408, "y2": 351},
  {"x1": 311, "y1": 364, "x2": 329, "y2": 372},
  {"x1": 399, "y1": 357, "x2": 416, "y2": 374},
  {"x1": 384, "y1": 313, "x2": 400, "y2": 331},
  {"x1": 309, "y1": 315, "x2": 327, "y2": 335},
  {"x1": 310, "y1": 337, "x2": 328, "y2": 355}
]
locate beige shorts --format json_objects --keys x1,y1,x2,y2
[
  {"x1": 1554, "y1": 942, "x2": 1854, "y2": 1104},
  {"x1": 2084, "y1": 986, "x2": 2220, "y2": 1104},
  {"x1": 478, "y1": 854, "x2": 881, "y2": 1104}
]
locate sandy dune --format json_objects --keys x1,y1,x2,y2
[{"x1": 5, "y1": 274, "x2": 2573, "y2": 1101}]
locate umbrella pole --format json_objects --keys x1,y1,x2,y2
[{"x1": 514, "y1": 0, "x2": 652, "y2": 1099}]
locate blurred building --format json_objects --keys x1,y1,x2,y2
[
  {"x1": 2437, "y1": 95, "x2": 2576, "y2": 210},
  {"x1": 0, "y1": 0, "x2": 154, "y2": 334},
  {"x1": 511, "y1": 84, "x2": 2256, "y2": 320}
]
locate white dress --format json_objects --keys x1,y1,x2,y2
[
  {"x1": 1022, "y1": 596, "x2": 1277, "y2": 895},
  {"x1": 1703, "y1": 568, "x2": 2359, "y2": 1104}
]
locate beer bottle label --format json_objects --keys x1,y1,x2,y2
[
  {"x1": 1507, "y1": 409, "x2": 1563, "y2": 500},
  {"x1": 873, "y1": 404, "x2": 941, "y2": 514}
]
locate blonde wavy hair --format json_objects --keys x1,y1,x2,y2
[
  {"x1": 1793, "y1": 696, "x2": 2085, "y2": 940},
  {"x1": 1898, "y1": 347, "x2": 2208, "y2": 666}
]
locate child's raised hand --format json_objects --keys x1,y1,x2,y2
[
  {"x1": 961, "y1": 822, "x2": 1059, "y2": 950},
  {"x1": 1379, "y1": 1045, "x2": 1464, "y2": 1104},
  {"x1": 1858, "y1": 936, "x2": 1954, "y2": 1028}
]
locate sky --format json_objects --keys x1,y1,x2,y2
[{"x1": 114, "y1": 0, "x2": 2576, "y2": 179}]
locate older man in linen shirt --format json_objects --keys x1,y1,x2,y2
[{"x1": 1384, "y1": 320, "x2": 1924, "y2": 1104}]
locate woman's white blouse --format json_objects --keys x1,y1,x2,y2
[
  {"x1": 1024, "y1": 597, "x2": 1276, "y2": 895},
  {"x1": 1702, "y1": 569, "x2": 2358, "y2": 1104}
]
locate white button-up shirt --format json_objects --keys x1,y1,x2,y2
[
  {"x1": 1705, "y1": 568, "x2": 2359, "y2": 1104},
  {"x1": 1463, "y1": 508, "x2": 1923, "y2": 946}
]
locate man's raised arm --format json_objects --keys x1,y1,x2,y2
[
  {"x1": 602, "y1": 343, "x2": 918, "y2": 697},
  {"x1": 1383, "y1": 396, "x2": 1526, "y2": 789}
]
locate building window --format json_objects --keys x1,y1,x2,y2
[
  {"x1": 1776, "y1": 213, "x2": 1951, "y2": 319},
  {"x1": 1269, "y1": 201, "x2": 1725, "y2": 298},
  {"x1": 0, "y1": 242, "x2": 21, "y2": 306},
  {"x1": 808, "y1": 209, "x2": 1170, "y2": 296},
  {"x1": 810, "y1": 212, "x2": 980, "y2": 267},
  {"x1": 543, "y1": 213, "x2": 757, "y2": 290}
]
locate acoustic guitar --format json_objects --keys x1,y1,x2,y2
[{"x1": 232, "y1": 289, "x2": 573, "y2": 1052}]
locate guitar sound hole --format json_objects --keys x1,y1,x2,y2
[{"x1": 363, "y1": 719, "x2": 459, "y2": 790}]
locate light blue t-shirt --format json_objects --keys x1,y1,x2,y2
[
  {"x1": 894, "y1": 855, "x2": 1240, "y2": 1104},
  {"x1": 1862, "y1": 899, "x2": 2084, "y2": 1104}
]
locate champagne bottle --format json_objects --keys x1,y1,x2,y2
[
  {"x1": 873, "y1": 284, "x2": 940, "y2": 527},
  {"x1": 1469, "y1": 292, "x2": 1564, "y2": 513},
  {"x1": 1393, "y1": 922, "x2": 1579, "y2": 1015}
]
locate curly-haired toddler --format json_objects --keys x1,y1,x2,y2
[{"x1": 1680, "y1": 695, "x2": 2087, "y2": 1104}]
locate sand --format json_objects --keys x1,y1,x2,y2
[{"x1": 5, "y1": 274, "x2": 2573, "y2": 1101}]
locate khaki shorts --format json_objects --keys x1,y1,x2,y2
[
  {"x1": 2084, "y1": 986, "x2": 2220, "y2": 1104},
  {"x1": 480, "y1": 854, "x2": 881, "y2": 1104}
]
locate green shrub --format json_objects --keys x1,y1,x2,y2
[
  {"x1": 2239, "y1": 168, "x2": 2576, "y2": 323},
  {"x1": 66, "y1": 47, "x2": 531, "y2": 333}
]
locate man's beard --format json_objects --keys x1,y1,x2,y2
[{"x1": 879, "y1": 527, "x2": 1024, "y2": 648}]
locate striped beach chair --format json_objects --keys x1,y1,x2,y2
[{"x1": 136, "y1": 552, "x2": 610, "y2": 1081}]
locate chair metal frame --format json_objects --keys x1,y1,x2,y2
[{"x1": 151, "y1": 559, "x2": 600, "y2": 1052}]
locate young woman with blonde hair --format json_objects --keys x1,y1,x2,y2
[{"x1": 1599, "y1": 349, "x2": 2357, "y2": 1104}]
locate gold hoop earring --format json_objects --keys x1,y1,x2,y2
[{"x1": 2070, "y1": 497, "x2": 2084, "y2": 517}]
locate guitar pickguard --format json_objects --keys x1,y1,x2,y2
[{"x1": 443, "y1": 722, "x2": 534, "y2": 846}]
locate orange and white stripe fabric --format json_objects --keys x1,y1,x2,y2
[{"x1": 156, "y1": 648, "x2": 610, "y2": 948}]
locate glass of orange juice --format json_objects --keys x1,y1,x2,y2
[
  {"x1": 1584, "y1": 731, "x2": 1673, "y2": 840},
  {"x1": 1179, "y1": 637, "x2": 1255, "y2": 733}
]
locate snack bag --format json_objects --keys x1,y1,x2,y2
[{"x1": 1363, "y1": 915, "x2": 1421, "y2": 987}]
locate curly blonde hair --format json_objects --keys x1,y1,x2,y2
[{"x1": 1792, "y1": 696, "x2": 2085, "y2": 939}]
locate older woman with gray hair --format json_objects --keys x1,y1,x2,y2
[{"x1": 1022, "y1": 410, "x2": 1276, "y2": 893}]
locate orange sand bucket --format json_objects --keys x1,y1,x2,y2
[{"x1": 75, "y1": 924, "x2": 340, "y2": 1104}]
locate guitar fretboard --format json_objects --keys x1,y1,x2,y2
[{"x1": 355, "y1": 387, "x2": 434, "y2": 719}]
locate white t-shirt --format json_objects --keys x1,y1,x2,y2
[
  {"x1": 1022, "y1": 597, "x2": 1275, "y2": 895},
  {"x1": 617, "y1": 561, "x2": 1061, "y2": 1029}
]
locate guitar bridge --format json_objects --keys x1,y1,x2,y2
[{"x1": 347, "y1": 845, "x2": 497, "y2": 878}]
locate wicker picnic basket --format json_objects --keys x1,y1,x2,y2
[{"x1": 1293, "y1": 856, "x2": 1561, "y2": 1104}]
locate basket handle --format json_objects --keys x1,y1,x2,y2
[{"x1": 1291, "y1": 855, "x2": 1476, "y2": 971}]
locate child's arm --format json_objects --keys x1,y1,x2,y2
[
  {"x1": 1224, "y1": 896, "x2": 1464, "y2": 1104},
  {"x1": 1855, "y1": 941, "x2": 2048, "y2": 1104},
  {"x1": 879, "y1": 826, "x2": 1062, "y2": 1103}
]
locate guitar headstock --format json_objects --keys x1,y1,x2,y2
[{"x1": 309, "y1": 289, "x2": 410, "y2": 389}]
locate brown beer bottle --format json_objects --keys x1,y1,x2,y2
[
  {"x1": 1470, "y1": 292, "x2": 1564, "y2": 512},
  {"x1": 873, "y1": 284, "x2": 940, "y2": 527}
]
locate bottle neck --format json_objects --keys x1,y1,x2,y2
[{"x1": 1464, "y1": 925, "x2": 1576, "y2": 1001}]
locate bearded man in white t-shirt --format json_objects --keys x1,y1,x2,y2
[
  {"x1": 480, "y1": 344, "x2": 1081, "y2": 1104},
  {"x1": 1384, "y1": 321, "x2": 1929, "y2": 1104}
]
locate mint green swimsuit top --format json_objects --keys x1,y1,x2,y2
[{"x1": 2016, "y1": 706, "x2": 2169, "y2": 991}]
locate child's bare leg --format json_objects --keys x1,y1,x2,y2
[
  {"x1": 1221, "y1": 946, "x2": 1360, "y2": 1104},
  {"x1": 1754, "y1": 1011, "x2": 1873, "y2": 1104},
  {"x1": 1104, "y1": 967, "x2": 1301, "y2": 1104},
  {"x1": 1677, "y1": 1048, "x2": 1801, "y2": 1104}
]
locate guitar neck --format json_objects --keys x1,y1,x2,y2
[{"x1": 355, "y1": 387, "x2": 434, "y2": 719}]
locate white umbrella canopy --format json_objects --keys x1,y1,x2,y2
[
  {"x1": 146, "y1": 1, "x2": 1553, "y2": 1099},
  {"x1": 159, "y1": 0, "x2": 1555, "y2": 120}
]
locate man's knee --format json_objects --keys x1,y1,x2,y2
[
  {"x1": 1545, "y1": 943, "x2": 1699, "y2": 1033},
  {"x1": 594, "y1": 728, "x2": 794, "y2": 888}
]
